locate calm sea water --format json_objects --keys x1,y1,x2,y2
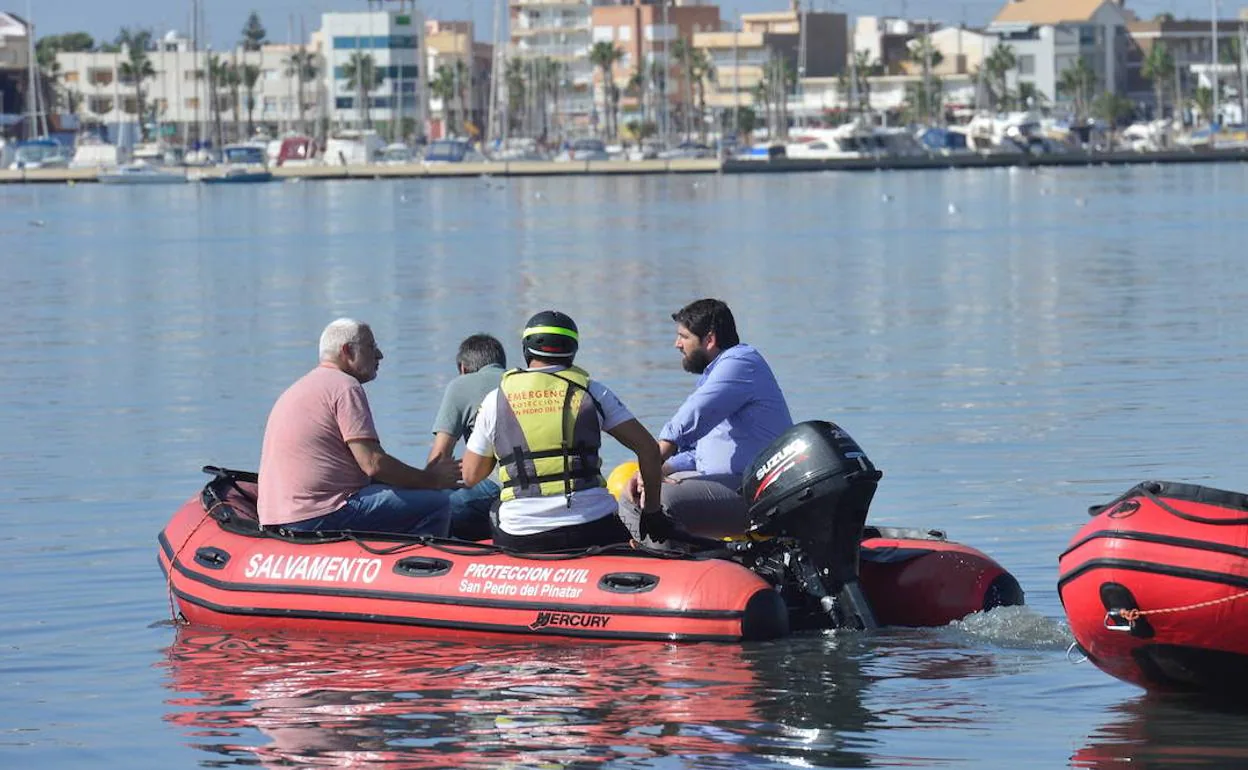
[{"x1": 4, "y1": 164, "x2": 1248, "y2": 768}]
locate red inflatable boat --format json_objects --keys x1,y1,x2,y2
[
  {"x1": 161, "y1": 422, "x2": 1022, "y2": 641},
  {"x1": 159, "y1": 470, "x2": 1021, "y2": 642},
  {"x1": 1059, "y1": 480, "x2": 1248, "y2": 693}
]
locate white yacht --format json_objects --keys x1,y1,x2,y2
[
  {"x1": 9, "y1": 139, "x2": 71, "y2": 170},
  {"x1": 783, "y1": 122, "x2": 922, "y2": 160},
  {"x1": 378, "y1": 142, "x2": 415, "y2": 165},
  {"x1": 70, "y1": 136, "x2": 130, "y2": 168},
  {"x1": 98, "y1": 160, "x2": 187, "y2": 185},
  {"x1": 324, "y1": 130, "x2": 385, "y2": 165}
]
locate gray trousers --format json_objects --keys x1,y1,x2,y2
[{"x1": 617, "y1": 472, "x2": 748, "y2": 549}]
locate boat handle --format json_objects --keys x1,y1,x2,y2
[
  {"x1": 599, "y1": 572, "x2": 660, "y2": 594},
  {"x1": 194, "y1": 547, "x2": 231, "y2": 570},
  {"x1": 394, "y1": 556, "x2": 453, "y2": 577}
]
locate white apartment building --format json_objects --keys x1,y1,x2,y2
[
  {"x1": 321, "y1": 9, "x2": 426, "y2": 132},
  {"x1": 986, "y1": 0, "x2": 1132, "y2": 106},
  {"x1": 509, "y1": 0, "x2": 595, "y2": 123},
  {"x1": 56, "y1": 31, "x2": 323, "y2": 144},
  {"x1": 795, "y1": 73, "x2": 978, "y2": 117}
]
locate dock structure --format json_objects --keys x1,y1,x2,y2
[{"x1": 3, "y1": 150, "x2": 1248, "y2": 184}]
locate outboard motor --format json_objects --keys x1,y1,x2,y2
[{"x1": 741, "y1": 421, "x2": 883, "y2": 630}]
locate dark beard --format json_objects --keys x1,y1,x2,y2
[{"x1": 682, "y1": 347, "x2": 712, "y2": 374}]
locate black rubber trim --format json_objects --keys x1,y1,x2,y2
[
  {"x1": 1060, "y1": 529, "x2": 1248, "y2": 562},
  {"x1": 159, "y1": 531, "x2": 742, "y2": 620},
  {"x1": 1089, "y1": 480, "x2": 1248, "y2": 524},
  {"x1": 1058, "y1": 558, "x2": 1248, "y2": 592},
  {"x1": 164, "y1": 583, "x2": 740, "y2": 642},
  {"x1": 860, "y1": 546, "x2": 932, "y2": 565}
]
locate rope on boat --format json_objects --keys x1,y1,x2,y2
[
  {"x1": 166, "y1": 501, "x2": 229, "y2": 625},
  {"x1": 1105, "y1": 589, "x2": 1248, "y2": 631}
]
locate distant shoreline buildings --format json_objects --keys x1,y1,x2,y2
[{"x1": 2, "y1": 0, "x2": 1248, "y2": 146}]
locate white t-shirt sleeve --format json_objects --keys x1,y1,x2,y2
[
  {"x1": 465, "y1": 388, "x2": 499, "y2": 457},
  {"x1": 589, "y1": 381, "x2": 634, "y2": 431}
]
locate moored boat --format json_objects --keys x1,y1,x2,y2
[
  {"x1": 159, "y1": 421, "x2": 1023, "y2": 642},
  {"x1": 1059, "y1": 480, "x2": 1248, "y2": 694},
  {"x1": 98, "y1": 161, "x2": 187, "y2": 185},
  {"x1": 200, "y1": 144, "x2": 273, "y2": 184}
]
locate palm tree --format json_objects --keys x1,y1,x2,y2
[
  {"x1": 1092, "y1": 91, "x2": 1134, "y2": 145},
  {"x1": 647, "y1": 59, "x2": 667, "y2": 138},
  {"x1": 222, "y1": 61, "x2": 242, "y2": 139},
  {"x1": 908, "y1": 34, "x2": 945, "y2": 123},
  {"x1": 534, "y1": 57, "x2": 563, "y2": 139},
  {"x1": 284, "y1": 47, "x2": 319, "y2": 133},
  {"x1": 239, "y1": 63, "x2": 261, "y2": 137},
  {"x1": 589, "y1": 41, "x2": 623, "y2": 138},
  {"x1": 341, "y1": 52, "x2": 384, "y2": 128},
  {"x1": 1220, "y1": 37, "x2": 1245, "y2": 130},
  {"x1": 431, "y1": 63, "x2": 457, "y2": 134},
  {"x1": 908, "y1": 34, "x2": 945, "y2": 71},
  {"x1": 116, "y1": 28, "x2": 156, "y2": 140},
  {"x1": 208, "y1": 53, "x2": 229, "y2": 149},
  {"x1": 1015, "y1": 82, "x2": 1048, "y2": 109},
  {"x1": 504, "y1": 57, "x2": 526, "y2": 133},
  {"x1": 904, "y1": 77, "x2": 944, "y2": 123},
  {"x1": 670, "y1": 38, "x2": 700, "y2": 139},
  {"x1": 34, "y1": 41, "x2": 63, "y2": 119},
  {"x1": 455, "y1": 59, "x2": 474, "y2": 135},
  {"x1": 237, "y1": 12, "x2": 266, "y2": 137},
  {"x1": 763, "y1": 56, "x2": 795, "y2": 139},
  {"x1": 689, "y1": 48, "x2": 715, "y2": 142},
  {"x1": 850, "y1": 50, "x2": 881, "y2": 114},
  {"x1": 753, "y1": 80, "x2": 773, "y2": 137},
  {"x1": 983, "y1": 43, "x2": 1017, "y2": 110},
  {"x1": 734, "y1": 105, "x2": 757, "y2": 142},
  {"x1": 627, "y1": 67, "x2": 647, "y2": 131},
  {"x1": 1057, "y1": 56, "x2": 1097, "y2": 122},
  {"x1": 1193, "y1": 86, "x2": 1215, "y2": 126},
  {"x1": 1141, "y1": 42, "x2": 1175, "y2": 119}
]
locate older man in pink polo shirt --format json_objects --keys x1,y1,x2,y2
[{"x1": 258, "y1": 318, "x2": 460, "y2": 536}]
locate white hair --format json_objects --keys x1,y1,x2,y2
[{"x1": 318, "y1": 318, "x2": 368, "y2": 362}]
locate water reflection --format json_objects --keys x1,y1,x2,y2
[
  {"x1": 1072, "y1": 696, "x2": 1248, "y2": 769},
  {"x1": 160, "y1": 630, "x2": 888, "y2": 768}
]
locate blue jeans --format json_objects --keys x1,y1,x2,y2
[
  {"x1": 285, "y1": 484, "x2": 452, "y2": 537},
  {"x1": 448, "y1": 479, "x2": 500, "y2": 541}
]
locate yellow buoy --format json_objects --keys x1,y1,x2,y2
[{"x1": 605, "y1": 460, "x2": 639, "y2": 499}]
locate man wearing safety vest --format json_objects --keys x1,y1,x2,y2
[{"x1": 461, "y1": 311, "x2": 669, "y2": 552}]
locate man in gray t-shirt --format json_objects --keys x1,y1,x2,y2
[{"x1": 428, "y1": 334, "x2": 506, "y2": 539}]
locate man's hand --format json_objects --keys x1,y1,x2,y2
[
  {"x1": 425, "y1": 456, "x2": 463, "y2": 489},
  {"x1": 624, "y1": 471, "x2": 643, "y2": 505},
  {"x1": 638, "y1": 507, "x2": 676, "y2": 543},
  {"x1": 625, "y1": 470, "x2": 679, "y2": 504}
]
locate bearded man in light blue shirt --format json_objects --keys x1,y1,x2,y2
[{"x1": 620, "y1": 298, "x2": 793, "y2": 544}]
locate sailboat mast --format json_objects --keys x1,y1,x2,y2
[
  {"x1": 25, "y1": 0, "x2": 40, "y2": 138},
  {"x1": 486, "y1": 0, "x2": 501, "y2": 146}
]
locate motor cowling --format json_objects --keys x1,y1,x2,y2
[
  {"x1": 742, "y1": 420, "x2": 881, "y2": 535},
  {"x1": 741, "y1": 421, "x2": 883, "y2": 629}
]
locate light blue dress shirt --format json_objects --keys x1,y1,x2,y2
[{"x1": 658, "y1": 344, "x2": 793, "y2": 477}]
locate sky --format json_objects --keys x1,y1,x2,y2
[{"x1": 27, "y1": 0, "x2": 1238, "y2": 48}]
